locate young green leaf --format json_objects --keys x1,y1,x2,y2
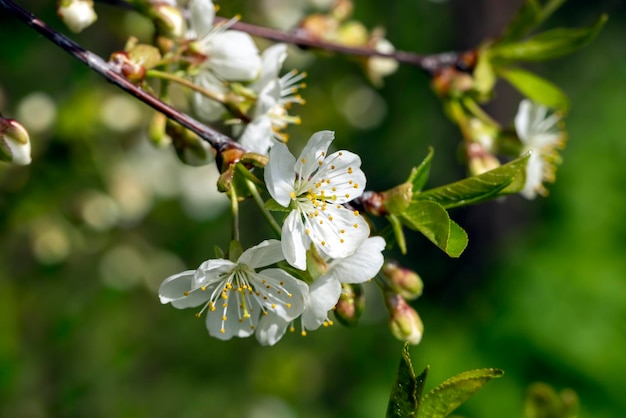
[
  {"x1": 407, "y1": 148, "x2": 434, "y2": 193},
  {"x1": 494, "y1": 14, "x2": 607, "y2": 62},
  {"x1": 499, "y1": 0, "x2": 566, "y2": 43},
  {"x1": 387, "y1": 214, "x2": 408, "y2": 255},
  {"x1": 400, "y1": 201, "x2": 468, "y2": 258},
  {"x1": 415, "y1": 154, "x2": 530, "y2": 209},
  {"x1": 386, "y1": 343, "x2": 419, "y2": 418},
  {"x1": 497, "y1": 66, "x2": 569, "y2": 110},
  {"x1": 417, "y1": 368, "x2": 504, "y2": 418}
]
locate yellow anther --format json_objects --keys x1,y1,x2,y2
[
  {"x1": 220, "y1": 329, "x2": 225, "y2": 334},
  {"x1": 332, "y1": 187, "x2": 337, "y2": 192},
  {"x1": 222, "y1": 315, "x2": 227, "y2": 321},
  {"x1": 306, "y1": 229, "x2": 310, "y2": 235},
  {"x1": 271, "y1": 303, "x2": 277, "y2": 309},
  {"x1": 340, "y1": 239, "x2": 344, "y2": 243},
  {"x1": 280, "y1": 281, "x2": 285, "y2": 285},
  {"x1": 321, "y1": 241, "x2": 326, "y2": 246},
  {"x1": 301, "y1": 158, "x2": 307, "y2": 163},
  {"x1": 340, "y1": 229, "x2": 345, "y2": 234},
  {"x1": 321, "y1": 151, "x2": 326, "y2": 156},
  {"x1": 286, "y1": 303, "x2": 292, "y2": 308},
  {"x1": 195, "y1": 313, "x2": 201, "y2": 318},
  {"x1": 287, "y1": 293, "x2": 292, "y2": 298},
  {"x1": 201, "y1": 286, "x2": 206, "y2": 291},
  {"x1": 329, "y1": 216, "x2": 333, "y2": 221},
  {"x1": 319, "y1": 220, "x2": 323, "y2": 225},
  {"x1": 347, "y1": 167, "x2": 352, "y2": 174},
  {"x1": 301, "y1": 330, "x2": 307, "y2": 337},
  {"x1": 353, "y1": 184, "x2": 359, "y2": 189},
  {"x1": 239, "y1": 318, "x2": 244, "y2": 323},
  {"x1": 331, "y1": 165, "x2": 336, "y2": 170},
  {"x1": 354, "y1": 210, "x2": 359, "y2": 216},
  {"x1": 345, "y1": 193, "x2": 350, "y2": 198},
  {"x1": 318, "y1": 161, "x2": 323, "y2": 166},
  {"x1": 353, "y1": 223, "x2": 359, "y2": 228},
  {"x1": 263, "y1": 311, "x2": 268, "y2": 316},
  {"x1": 183, "y1": 291, "x2": 190, "y2": 297},
  {"x1": 290, "y1": 191, "x2": 296, "y2": 199},
  {"x1": 290, "y1": 326, "x2": 295, "y2": 333},
  {"x1": 349, "y1": 180, "x2": 353, "y2": 185},
  {"x1": 339, "y1": 152, "x2": 343, "y2": 156}
]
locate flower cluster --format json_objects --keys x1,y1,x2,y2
[{"x1": 160, "y1": 131, "x2": 385, "y2": 345}]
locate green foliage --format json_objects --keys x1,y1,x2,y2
[
  {"x1": 386, "y1": 343, "x2": 503, "y2": 418},
  {"x1": 415, "y1": 154, "x2": 530, "y2": 209},
  {"x1": 407, "y1": 147, "x2": 434, "y2": 193},
  {"x1": 497, "y1": 66, "x2": 569, "y2": 110},
  {"x1": 400, "y1": 201, "x2": 468, "y2": 258},
  {"x1": 500, "y1": 0, "x2": 567, "y2": 43},
  {"x1": 493, "y1": 15, "x2": 608, "y2": 62}
]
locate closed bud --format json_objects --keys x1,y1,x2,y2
[
  {"x1": 57, "y1": 0, "x2": 97, "y2": 33},
  {"x1": 385, "y1": 292, "x2": 423, "y2": 345},
  {"x1": 382, "y1": 261, "x2": 423, "y2": 300},
  {"x1": 149, "y1": 3, "x2": 186, "y2": 39},
  {"x1": 306, "y1": 247, "x2": 328, "y2": 280},
  {"x1": 298, "y1": 14, "x2": 339, "y2": 42},
  {"x1": 331, "y1": 0, "x2": 354, "y2": 22},
  {"x1": 109, "y1": 44, "x2": 161, "y2": 82},
  {"x1": 359, "y1": 182, "x2": 412, "y2": 217},
  {"x1": 365, "y1": 29, "x2": 398, "y2": 87},
  {"x1": 466, "y1": 142, "x2": 500, "y2": 176},
  {"x1": 148, "y1": 112, "x2": 172, "y2": 147},
  {"x1": 334, "y1": 283, "x2": 365, "y2": 327},
  {"x1": 1, "y1": 115, "x2": 31, "y2": 165},
  {"x1": 336, "y1": 21, "x2": 368, "y2": 46}
]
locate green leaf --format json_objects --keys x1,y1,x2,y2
[
  {"x1": 494, "y1": 14, "x2": 607, "y2": 61},
  {"x1": 500, "y1": 0, "x2": 566, "y2": 43},
  {"x1": 417, "y1": 368, "x2": 504, "y2": 418},
  {"x1": 400, "y1": 201, "x2": 468, "y2": 258},
  {"x1": 264, "y1": 198, "x2": 291, "y2": 212},
  {"x1": 415, "y1": 154, "x2": 530, "y2": 209},
  {"x1": 497, "y1": 66, "x2": 569, "y2": 110},
  {"x1": 386, "y1": 343, "x2": 418, "y2": 418},
  {"x1": 407, "y1": 148, "x2": 434, "y2": 193},
  {"x1": 472, "y1": 50, "x2": 497, "y2": 97}
]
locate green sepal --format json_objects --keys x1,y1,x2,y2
[
  {"x1": 415, "y1": 154, "x2": 530, "y2": 210},
  {"x1": 417, "y1": 368, "x2": 504, "y2": 418},
  {"x1": 228, "y1": 240, "x2": 242, "y2": 262},
  {"x1": 400, "y1": 201, "x2": 468, "y2": 258},
  {"x1": 407, "y1": 148, "x2": 434, "y2": 193},
  {"x1": 497, "y1": 66, "x2": 569, "y2": 110},
  {"x1": 494, "y1": 14, "x2": 607, "y2": 62},
  {"x1": 387, "y1": 214, "x2": 408, "y2": 255},
  {"x1": 264, "y1": 198, "x2": 291, "y2": 212},
  {"x1": 386, "y1": 343, "x2": 419, "y2": 418},
  {"x1": 499, "y1": 0, "x2": 566, "y2": 43},
  {"x1": 214, "y1": 245, "x2": 225, "y2": 259}
]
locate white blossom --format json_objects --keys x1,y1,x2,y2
[
  {"x1": 265, "y1": 131, "x2": 370, "y2": 270},
  {"x1": 57, "y1": 0, "x2": 97, "y2": 33},
  {"x1": 238, "y1": 44, "x2": 306, "y2": 155},
  {"x1": 514, "y1": 99, "x2": 565, "y2": 199},
  {"x1": 159, "y1": 240, "x2": 308, "y2": 345},
  {"x1": 187, "y1": 0, "x2": 261, "y2": 121}
]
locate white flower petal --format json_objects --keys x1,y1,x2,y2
[
  {"x1": 281, "y1": 211, "x2": 309, "y2": 270},
  {"x1": 238, "y1": 116, "x2": 274, "y2": 155},
  {"x1": 327, "y1": 236, "x2": 385, "y2": 284},
  {"x1": 252, "y1": 43, "x2": 288, "y2": 92},
  {"x1": 205, "y1": 294, "x2": 260, "y2": 340},
  {"x1": 521, "y1": 151, "x2": 542, "y2": 199},
  {"x1": 303, "y1": 204, "x2": 370, "y2": 260},
  {"x1": 302, "y1": 275, "x2": 341, "y2": 330},
  {"x1": 313, "y1": 150, "x2": 366, "y2": 203},
  {"x1": 193, "y1": 72, "x2": 227, "y2": 122},
  {"x1": 514, "y1": 99, "x2": 532, "y2": 143},
  {"x1": 294, "y1": 131, "x2": 335, "y2": 181},
  {"x1": 257, "y1": 268, "x2": 308, "y2": 321},
  {"x1": 238, "y1": 239, "x2": 284, "y2": 269},
  {"x1": 208, "y1": 31, "x2": 260, "y2": 81},
  {"x1": 159, "y1": 270, "x2": 210, "y2": 308},
  {"x1": 265, "y1": 142, "x2": 297, "y2": 207},
  {"x1": 189, "y1": 0, "x2": 215, "y2": 38},
  {"x1": 256, "y1": 313, "x2": 289, "y2": 346}
]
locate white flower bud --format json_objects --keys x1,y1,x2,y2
[
  {"x1": 57, "y1": 0, "x2": 98, "y2": 33},
  {"x1": 1, "y1": 116, "x2": 32, "y2": 166}
]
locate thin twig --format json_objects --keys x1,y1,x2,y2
[
  {"x1": 0, "y1": 0, "x2": 242, "y2": 154},
  {"x1": 93, "y1": 0, "x2": 464, "y2": 74}
]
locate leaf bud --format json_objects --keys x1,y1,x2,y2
[
  {"x1": 57, "y1": 0, "x2": 97, "y2": 33},
  {"x1": 382, "y1": 261, "x2": 423, "y2": 300},
  {"x1": 333, "y1": 283, "x2": 365, "y2": 327},
  {"x1": 109, "y1": 44, "x2": 161, "y2": 82},
  {"x1": 359, "y1": 182, "x2": 412, "y2": 217},
  {"x1": 385, "y1": 292, "x2": 423, "y2": 345},
  {"x1": 1, "y1": 115, "x2": 31, "y2": 165}
]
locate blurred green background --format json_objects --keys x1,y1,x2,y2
[{"x1": 1, "y1": 0, "x2": 625, "y2": 417}]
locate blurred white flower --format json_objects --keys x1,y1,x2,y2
[
  {"x1": 57, "y1": 0, "x2": 97, "y2": 33},
  {"x1": 514, "y1": 99, "x2": 566, "y2": 199}
]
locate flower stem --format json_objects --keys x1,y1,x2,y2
[
  {"x1": 229, "y1": 186, "x2": 240, "y2": 242},
  {"x1": 245, "y1": 178, "x2": 282, "y2": 237},
  {"x1": 147, "y1": 70, "x2": 227, "y2": 104}
]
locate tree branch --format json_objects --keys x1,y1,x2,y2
[{"x1": 0, "y1": 0, "x2": 242, "y2": 155}]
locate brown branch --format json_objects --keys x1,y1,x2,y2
[{"x1": 0, "y1": 0, "x2": 243, "y2": 155}]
